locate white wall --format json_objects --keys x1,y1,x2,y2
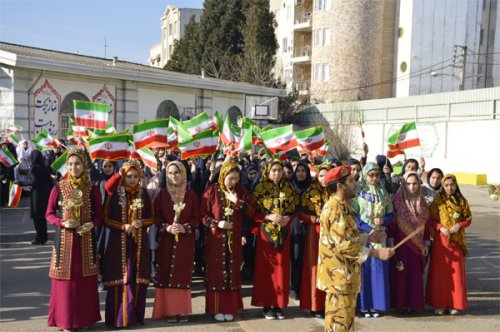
[
  {"x1": 212, "y1": 91, "x2": 245, "y2": 116},
  {"x1": 138, "y1": 85, "x2": 196, "y2": 120}
]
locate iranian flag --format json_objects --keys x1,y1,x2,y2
[
  {"x1": 309, "y1": 165, "x2": 318, "y2": 178},
  {"x1": 237, "y1": 126, "x2": 253, "y2": 152},
  {"x1": 295, "y1": 126, "x2": 325, "y2": 152},
  {"x1": 212, "y1": 111, "x2": 223, "y2": 136},
  {"x1": 386, "y1": 143, "x2": 405, "y2": 158},
  {"x1": 137, "y1": 148, "x2": 158, "y2": 171},
  {"x1": 88, "y1": 123, "x2": 116, "y2": 138},
  {"x1": 5, "y1": 134, "x2": 20, "y2": 147},
  {"x1": 70, "y1": 118, "x2": 89, "y2": 137},
  {"x1": 315, "y1": 140, "x2": 331, "y2": 157},
  {"x1": 51, "y1": 151, "x2": 68, "y2": 178},
  {"x1": 183, "y1": 112, "x2": 214, "y2": 137},
  {"x1": 178, "y1": 130, "x2": 217, "y2": 160},
  {"x1": 220, "y1": 114, "x2": 236, "y2": 146},
  {"x1": 6, "y1": 124, "x2": 23, "y2": 133},
  {"x1": 8, "y1": 182, "x2": 22, "y2": 208},
  {"x1": 260, "y1": 125, "x2": 297, "y2": 155},
  {"x1": 0, "y1": 148, "x2": 18, "y2": 167},
  {"x1": 74, "y1": 100, "x2": 110, "y2": 129},
  {"x1": 89, "y1": 134, "x2": 130, "y2": 161},
  {"x1": 33, "y1": 130, "x2": 58, "y2": 148},
  {"x1": 388, "y1": 122, "x2": 421, "y2": 150},
  {"x1": 132, "y1": 119, "x2": 168, "y2": 150}
]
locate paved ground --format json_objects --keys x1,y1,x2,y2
[{"x1": 0, "y1": 185, "x2": 499, "y2": 331}]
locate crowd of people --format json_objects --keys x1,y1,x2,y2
[{"x1": 0, "y1": 140, "x2": 472, "y2": 332}]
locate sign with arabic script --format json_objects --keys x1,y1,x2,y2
[
  {"x1": 33, "y1": 79, "x2": 61, "y2": 136},
  {"x1": 92, "y1": 85, "x2": 116, "y2": 126}
]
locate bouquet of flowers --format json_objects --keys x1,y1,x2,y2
[
  {"x1": 224, "y1": 206, "x2": 234, "y2": 252},
  {"x1": 130, "y1": 198, "x2": 143, "y2": 241},
  {"x1": 172, "y1": 202, "x2": 186, "y2": 242}
]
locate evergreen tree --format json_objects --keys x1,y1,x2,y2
[
  {"x1": 199, "y1": 0, "x2": 246, "y2": 80},
  {"x1": 240, "y1": 0, "x2": 278, "y2": 86},
  {"x1": 165, "y1": 15, "x2": 202, "y2": 75}
]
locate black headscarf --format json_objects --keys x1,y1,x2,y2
[
  {"x1": 427, "y1": 168, "x2": 444, "y2": 191},
  {"x1": 292, "y1": 162, "x2": 312, "y2": 194},
  {"x1": 402, "y1": 158, "x2": 419, "y2": 175},
  {"x1": 375, "y1": 155, "x2": 393, "y2": 173}
]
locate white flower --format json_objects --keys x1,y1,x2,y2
[
  {"x1": 130, "y1": 198, "x2": 143, "y2": 211},
  {"x1": 224, "y1": 207, "x2": 234, "y2": 217},
  {"x1": 173, "y1": 202, "x2": 186, "y2": 213},
  {"x1": 452, "y1": 212, "x2": 461, "y2": 220},
  {"x1": 279, "y1": 192, "x2": 286, "y2": 202}
]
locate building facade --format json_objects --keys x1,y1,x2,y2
[
  {"x1": 0, "y1": 42, "x2": 283, "y2": 139},
  {"x1": 149, "y1": 5, "x2": 203, "y2": 68}
]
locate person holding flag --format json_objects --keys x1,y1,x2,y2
[{"x1": 45, "y1": 148, "x2": 103, "y2": 331}]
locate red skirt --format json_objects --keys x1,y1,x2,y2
[{"x1": 205, "y1": 289, "x2": 243, "y2": 314}]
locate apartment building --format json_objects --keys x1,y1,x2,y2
[{"x1": 149, "y1": 5, "x2": 203, "y2": 68}]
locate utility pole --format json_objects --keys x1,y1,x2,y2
[
  {"x1": 104, "y1": 37, "x2": 108, "y2": 59},
  {"x1": 459, "y1": 46, "x2": 467, "y2": 91}
]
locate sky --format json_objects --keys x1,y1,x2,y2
[{"x1": 0, "y1": 0, "x2": 204, "y2": 64}]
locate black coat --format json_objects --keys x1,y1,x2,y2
[{"x1": 22, "y1": 151, "x2": 53, "y2": 220}]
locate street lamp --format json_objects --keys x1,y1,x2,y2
[{"x1": 430, "y1": 72, "x2": 484, "y2": 91}]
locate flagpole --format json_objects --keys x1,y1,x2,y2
[{"x1": 414, "y1": 122, "x2": 423, "y2": 158}]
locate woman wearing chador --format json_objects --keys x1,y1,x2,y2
[
  {"x1": 299, "y1": 165, "x2": 330, "y2": 318},
  {"x1": 201, "y1": 162, "x2": 256, "y2": 322},
  {"x1": 152, "y1": 161, "x2": 200, "y2": 323},
  {"x1": 102, "y1": 160, "x2": 154, "y2": 328},
  {"x1": 426, "y1": 174, "x2": 472, "y2": 315},
  {"x1": 251, "y1": 159, "x2": 299, "y2": 320},
  {"x1": 45, "y1": 148, "x2": 102, "y2": 330}
]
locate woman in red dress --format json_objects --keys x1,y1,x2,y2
[
  {"x1": 426, "y1": 174, "x2": 472, "y2": 315},
  {"x1": 152, "y1": 161, "x2": 200, "y2": 323},
  {"x1": 299, "y1": 165, "x2": 330, "y2": 318},
  {"x1": 201, "y1": 162, "x2": 255, "y2": 322},
  {"x1": 251, "y1": 159, "x2": 299, "y2": 320},
  {"x1": 45, "y1": 148, "x2": 102, "y2": 330}
]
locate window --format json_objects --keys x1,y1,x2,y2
[
  {"x1": 286, "y1": 5, "x2": 292, "y2": 20},
  {"x1": 315, "y1": 0, "x2": 323, "y2": 11},
  {"x1": 285, "y1": 69, "x2": 292, "y2": 82},
  {"x1": 282, "y1": 37, "x2": 288, "y2": 52},
  {"x1": 315, "y1": 0, "x2": 330, "y2": 11},
  {"x1": 61, "y1": 92, "x2": 89, "y2": 140},
  {"x1": 313, "y1": 63, "x2": 321, "y2": 81},
  {"x1": 325, "y1": 0, "x2": 332, "y2": 10},
  {"x1": 323, "y1": 28, "x2": 331, "y2": 45},
  {"x1": 313, "y1": 29, "x2": 321, "y2": 46},
  {"x1": 322, "y1": 64, "x2": 329, "y2": 81}
]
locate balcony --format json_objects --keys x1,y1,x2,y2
[
  {"x1": 294, "y1": 81, "x2": 310, "y2": 95},
  {"x1": 291, "y1": 46, "x2": 312, "y2": 64},
  {"x1": 293, "y1": 11, "x2": 312, "y2": 31}
]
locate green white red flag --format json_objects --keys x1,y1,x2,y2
[
  {"x1": 70, "y1": 119, "x2": 89, "y2": 137},
  {"x1": 314, "y1": 140, "x2": 330, "y2": 157},
  {"x1": 236, "y1": 126, "x2": 253, "y2": 152},
  {"x1": 51, "y1": 151, "x2": 68, "y2": 178},
  {"x1": 132, "y1": 119, "x2": 168, "y2": 150},
  {"x1": 212, "y1": 111, "x2": 223, "y2": 136},
  {"x1": 178, "y1": 130, "x2": 217, "y2": 160},
  {"x1": 183, "y1": 112, "x2": 214, "y2": 137},
  {"x1": 6, "y1": 124, "x2": 23, "y2": 133},
  {"x1": 89, "y1": 134, "x2": 130, "y2": 160},
  {"x1": 386, "y1": 143, "x2": 405, "y2": 158},
  {"x1": 295, "y1": 126, "x2": 325, "y2": 152},
  {"x1": 260, "y1": 125, "x2": 297, "y2": 155},
  {"x1": 8, "y1": 181, "x2": 22, "y2": 208},
  {"x1": 5, "y1": 134, "x2": 19, "y2": 147},
  {"x1": 0, "y1": 148, "x2": 18, "y2": 168},
  {"x1": 73, "y1": 100, "x2": 110, "y2": 129},
  {"x1": 128, "y1": 141, "x2": 158, "y2": 171},
  {"x1": 33, "y1": 130, "x2": 58, "y2": 148},
  {"x1": 88, "y1": 123, "x2": 116, "y2": 138},
  {"x1": 388, "y1": 122, "x2": 420, "y2": 150},
  {"x1": 220, "y1": 114, "x2": 236, "y2": 146}
]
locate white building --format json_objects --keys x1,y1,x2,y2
[
  {"x1": 395, "y1": 0, "x2": 500, "y2": 97},
  {"x1": 149, "y1": 5, "x2": 203, "y2": 68},
  {"x1": 0, "y1": 42, "x2": 283, "y2": 139}
]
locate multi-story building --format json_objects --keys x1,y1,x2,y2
[
  {"x1": 149, "y1": 5, "x2": 203, "y2": 68},
  {"x1": 271, "y1": 0, "x2": 395, "y2": 103},
  {"x1": 272, "y1": 0, "x2": 498, "y2": 102}
]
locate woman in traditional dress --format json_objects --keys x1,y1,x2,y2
[
  {"x1": 251, "y1": 159, "x2": 299, "y2": 320},
  {"x1": 201, "y1": 162, "x2": 255, "y2": 321},
  {"x1": 152, "y1": 161, "x2": 199, "y2": 323},
  {"x1": 388, "y1": 172, "x2": 430, "y2": 314},
  {"x1": 299, "y1": 165, "x2": 330, "y2": 318},
  {"x1": 45, "y1": 148, "x2": 102, "y2": 331},
  {"x1": 102, "y1": 160, "x2": 154, "y2": 328},
  {"x1": 426, "y1": 174, "x2": 471, "y2": 315},
  {"x1": 351, "y1": 162, "x2": 394, "y2": 318}
]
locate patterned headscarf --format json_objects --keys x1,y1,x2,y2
[
  {"x1": 166, "y1": 161, "x2": 187, "y2": 204},
  {"x1": 218, "y1": 162, "x2": 240, "y2": 193},
  {"x1": 429, "y1": 174, "x2": 471, "y2": 255},
  {"x1": 351, "y1": 162, "x2": 393, "y2": 230},
  {"x1": 120, "y1": 160, "x2": 143, "y2": 194},
  {"x1": 66, "y1": 148, "x2": 89, "y2": 190},
  {"x1": 301, "y1": 165, "x2": 331, "y2": 218},
  {"x1": 392, "y1": 172, "x2": 429, "y2": 253}
]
